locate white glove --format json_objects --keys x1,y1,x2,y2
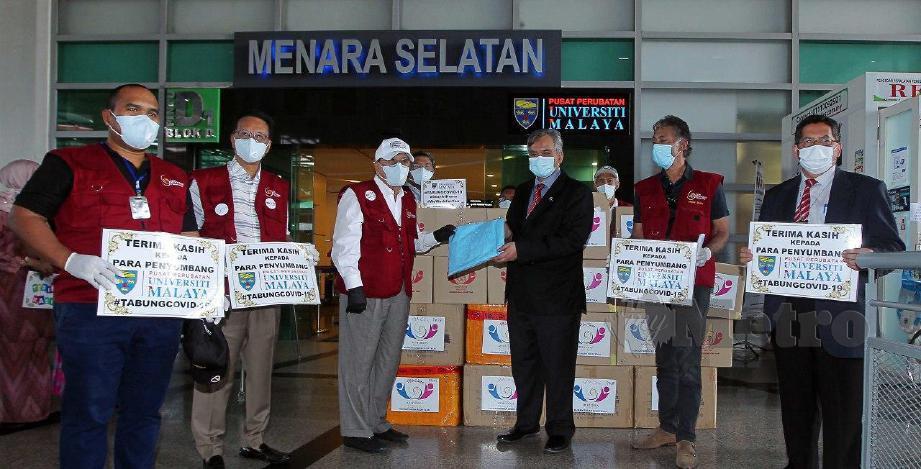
[
  {"x1": 696, "y1": 247, "x2": 712, "y2": 267},
  {"x1": 206, "y1": 296, "x2": 230, "y2": 324},
  {"x1": 65, "y1": 253, "x2": 119, "y2": 291},
  {"x1": 304, "y1": 243, "x2": 321, "y2": 265}
]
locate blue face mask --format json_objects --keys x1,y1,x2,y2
[
  {"x1": 652, "y1": 144, "x2": 676, "y2": 170},
  {"x1": 529, "y1": 156, "x2": 556, "y2": 179}
]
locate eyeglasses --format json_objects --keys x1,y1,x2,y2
[
  {"x1": 234, "y1": 129, "x2": 270, "y2": 143},
  {"x1": 798, "y1": 136, "x2": 837, "y2": 148},
  {"x1": 528, "y1": 150, "x2": 555, "y2": 157},
  {"x1": 380, "y1": 158, "x2": 411, "y2": 167}
]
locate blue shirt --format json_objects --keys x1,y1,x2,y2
[{"x1": 527, "y1": 168, "x2": 561, "y2": 209}]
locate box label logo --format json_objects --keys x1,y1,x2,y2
[
  {"x1": 391, "y1": 377, "x2": 439, "y2": 413},
  {"x1": 481, "y1": 375, "x2": 517, "y2": 412},
  {"x1": 573, "y1": 378, "x2": 617, "y2": 414},
  {"x1": 403, "y1": 316, "x2": 446, "y2": 352}
]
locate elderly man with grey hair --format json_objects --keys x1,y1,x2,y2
[
  {"x1": 593, "y1": 165, "x2": 632, "y2": 208},
  {"x1": 493, "y1": 128, "x2": 594, "y2": 454}
]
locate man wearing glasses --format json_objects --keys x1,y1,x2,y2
[
  {"x1": 190, "y1": 111, "x2": 294, "y2": 468},
  {"x1": 406, "y1": 150, "x2": 436, "y2": 201},
  {"x1": 631, "y1": 115, "x2": 729, "y2": 469},
  {"x1": 332, "y1": 138, "x2": 455, "y2": 453},
  {"x1": 740, "y1": 115, "x2": 903, "y2": 468}
]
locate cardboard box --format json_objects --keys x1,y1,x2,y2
[
  {"x1": 707, "y1": 263, "x2": 746, "y2": 320},
  {"x1": 701, "y1": 318, "x2": 733, "y2": 368},
  {"x1": 387, "y1": 365, "x2": 462, "y2": 427},
  {"x1": 410, "y1": 256, "x2": 434, "y2": 304},
  {"x1": 465, "y1": 304, "x2": 511, "y2": 365},
  {"x1": 462, "y1": 365, "x2": 546, "y2": 427},
  {"x1": 583, "y1": 259, "x2": 610, "y2": 313},
  {"x1": 616, "y1": 309, "x2": 657, "y2": 366},
  {"x1": 576, "y1": 313, "x2": 618, "y2": 366},
  {"x1": 634, "y1": 366, "x2": 717, "y2": 429},
  {"x1": 486, "y1": 208, "x2": 508, "y2": 221},
  {"x1": 573, "y1": 365, "x2": 634, "y2": 428},
  {"x1": 487, "y1": 264, "x2": 507, "y2": 305},
  {"x1": 614, "y1": 206, "x2": 634, "y2": 238},
  {"x1": 424, "y1": 208, "x2": 489, "y2": 256},
  {"x1": 433, "y1": 256, "x2": 488, "y2": 304},
  {"x1": 584, "y1": 193, "x2": 611, "y2": 259},
  {"x1": 401, "y1": 304, "x2": 465, "y2": 366},
  {"x1": 416, "y1": 207, "x2": 440, "y2": 256}
]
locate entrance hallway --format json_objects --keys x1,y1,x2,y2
[{"x1": 1, "y1": 330, "x2": 789, "y2": 468}]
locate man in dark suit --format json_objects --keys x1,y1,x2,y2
[
  {"x1": 741, "y1": 114, "x2": 905, "y2": 469},
  {"x1": 493, "y1": 128, "x2": 594, "y2": 454}
]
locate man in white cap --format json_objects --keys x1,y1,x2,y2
[
  {"x1": 331, "y1": 138, "x2": 455, "y2": 453},
  {"x1": 593, "y1": 165, "x2": 631, "y2": 208}
]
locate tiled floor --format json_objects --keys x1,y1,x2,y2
[{"x1": 0, "y1": 333, "x2": 789, "y2": 468}]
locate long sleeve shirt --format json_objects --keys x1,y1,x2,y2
[{"x1": 332, "y1": 176, "x2": 439, "y2": 290}]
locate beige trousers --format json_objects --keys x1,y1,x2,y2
[{"x1": 191, "y1": 306, "x2": 280, "y2": 459}]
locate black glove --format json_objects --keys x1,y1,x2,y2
[
  {"x1": 346, "y1": 287, "x2": 367, "y2": 314},
  {"x1": 433, "y1": 224, "x2": 456, "y2": 243}
]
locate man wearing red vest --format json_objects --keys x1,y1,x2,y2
[
  {"x1": 9, "y1": 84, "x2": 198, "y2": 469},
  {"x1": 189, "y1": 112, "x2": 298, "y2": 468},
  {"x1": 331, "y1": 138, "x2": 455, "y2": 453},
  {"x1": 631, "y1": 115, "x2": 729, "y2": 469}
]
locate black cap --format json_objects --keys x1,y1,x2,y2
[{"x1": 182, "y1": 319, "x2": 229, "y2": 387}]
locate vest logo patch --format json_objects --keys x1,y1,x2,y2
[
  {"x1": 265, "y1": 198, "x2": 277, "y2": 210},
  {"x1": 265, "y1": 188, "x2": 281, "y2": 198},
  {"x1": 406, "y1": 211, "x2": 415, "y2": 219},
  {"x1": 365, "y1": 190, "x2": 377, "y2": 201},
  {"x1": 214, "y1": 203, "x2": 229, "y2": 216},
  {"x1": 687, "y1": 191, "x2": 708, "y2": 202},
  {"x1": 161, "y1": 175, "x2": 185, "y2": 188}
]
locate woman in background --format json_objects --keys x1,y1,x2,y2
[{"x1": 0, "y1": 159, "x2": 56, "y2": 426}]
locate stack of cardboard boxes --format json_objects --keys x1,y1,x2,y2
[{"x1": 385, "y1": 199, "x2": 745, "y2": 431}]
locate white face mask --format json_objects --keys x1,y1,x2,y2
[
  {"x1": 498, "y1": 199, "x2": 511, "y2": 209},
  {"x1": 597, "y1": 183, "x2": 617, "y2": 199},
  {"x1": 410, "y1": 167, "x2": 433, "y2": 185},
  {"x1": 108, "y1": 111, "x2": 159, "y2": 150},
  {"x1": 798, "y1": 144, "x2": 835, "y2": 175},
  {"x1": 381, "y1": 162, "x2": 410, "y2": 187},
  {"x1": 234, "y1": 138, "x2": 268, "y2": 163}
]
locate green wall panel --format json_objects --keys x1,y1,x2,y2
[
  {"x1": 57, "y1": 90, "x2": 109, "y2": 131},
  {"x1": 168, "y1": 41, "x2": 234, "y2": 82},
  {"x1": 58, "y1": 42, "x2": 159, "y2": 83},
  {"x1": 800, "y1": 41, "x2": 921, "y2": 84},
  {"x1": 562, "y1": 39, "x2": 633, "y2": 82}
]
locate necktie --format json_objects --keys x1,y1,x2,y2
[
  {"x1": 527, "y1": 183, "x2": 544, "y2": 216},
  {"x1": 793, "y1": 178, "x2": 816, "y2": 223}
]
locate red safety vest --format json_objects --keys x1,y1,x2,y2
[
  {"x1": 634, "y1": 169, "x2": 723, "y2": 287},
  {"x1": 191, "y1": 165, "x2": 289, "y2": 243},
  {"x1": 52, "y1": 144, "x2": 189, "y2": 303},
  {"x1": 334, "y1": 180, "x2": 418, "y2": 298}
]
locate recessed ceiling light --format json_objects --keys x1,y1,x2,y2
[{"x1": 486, "y1": 174, "x2": 494, "y2": 177}]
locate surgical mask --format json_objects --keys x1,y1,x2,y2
[
  {"x1": 652, "y1": 144, "x2": 676, "y2": 170},
  {"x1": 498, "y1": 199, "x2": 511, "y2": 209},
  {"x1": 381, "y1": 162, "x2": 409, "y2": 186},
  {"x1": 234, "y1": 138, "x2": 268, "y2": 163},
  {"x1": 108, "y1": 111, "x2": 159, "y2": 150},
  {"x1": 798, "y1": 144, "x2": 835, "y2": 175},
  {"x1": 597, "y1": 184, "x2": 617, "y2": 199},
  {"x1": 528, "y1": 156, "x2": 556, "y2": 179},
  {"x1": 410, "y1": 167, "x2": 433, "y2": 185}
]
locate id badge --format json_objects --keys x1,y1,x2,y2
[{"x1": 129, "y1": 196, "x2": 151, "y2": 220}]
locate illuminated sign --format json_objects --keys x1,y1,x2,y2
[
  {"x1": 233, "y1": 30, "x2": 561, "y2": 88},
  {"x1": 165, "y1": 88, "x2": 220, "y2": 143},
  {"x1": 511, "y1": 94, "x2": 631, "y2": 135}
]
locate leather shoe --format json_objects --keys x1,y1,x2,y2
[
  {"x1": 544, "y1": 435, "x2": 570, "y2": 453},
  {"x1": 343, "y1": 436, "x2": 387, "y2": 453},
  {"x1": 496, "y1": 427, "x2": 539, "y2": 443},
  {"x1": 239, "y1": 443, "x2": 290, "y2": 464},
  {"x1": 202, "y1": 455, "x2": 225, "y2": 469},
  {"x1": 374, "y1": 428, "x2": 409, "y2": 442}
]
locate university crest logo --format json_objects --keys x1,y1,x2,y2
[
  {"x1": 513, "y1": 98, "x2": 539, "y2": 130},
  {"x1": 617, "y1": 265, "x2": 632, "y2": 284},
  {"x1": 758, "y1": 256, "x2": 776, "y2": 276},
  {"x1": 116, "y1": 270, "x2": 137, "y2": 294},
  {"x1": 238, "y1": 272, "x2": 257, "y2": 291}
]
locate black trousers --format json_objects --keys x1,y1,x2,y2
[
  {"x1": 772, "y1": 305, "x2": 864, "y2": 469},
  {"x1": 507, "y1": 307, "x2": 581, "y2": 438}
]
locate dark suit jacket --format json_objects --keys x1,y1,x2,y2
[
  {"x1": 505, "y1": 170, "x2": 594, "y2": 315},
  {"x1": 760, "y1": 169, "x2": 905, "y2": 358}
]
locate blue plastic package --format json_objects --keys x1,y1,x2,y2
[{"x1": 447, "y1": 218, "x2": 506, "y2": 276}]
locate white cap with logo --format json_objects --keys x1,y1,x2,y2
[{"x1": 375, "y1": 138, "x2": 413, "y2": 162}]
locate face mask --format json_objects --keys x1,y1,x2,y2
[
  {"x1": 234, "y1": 138, "x2": 268, "y2": 163},
  {"x1": 798, "y1": 144, "x2": 835, "y2": 175},
  {"x1": 109, "y1": 111, "x2": 159, "y2": 150},
  {"x1": 652, "y1": 144, "x2": 676, "y2": 170},
  {"x1": 410, "y1": 167, "x2": 433, "y2": 185},
  {"x1": 498, "y1": 199, "x2": 511, "y2": 209},
  {"x1": 528, "y1": 156, "x2": 556, "y2": 179},
  {"x1": 381, "y1": 162, "x2": 409, "y2": 186},
  {"x1": 597, "y1": 184, "x2": 617, "y2": 199}
]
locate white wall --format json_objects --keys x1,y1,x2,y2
[{"x1": 0, "y1": 0, "x2": 52, "y2": 168}]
